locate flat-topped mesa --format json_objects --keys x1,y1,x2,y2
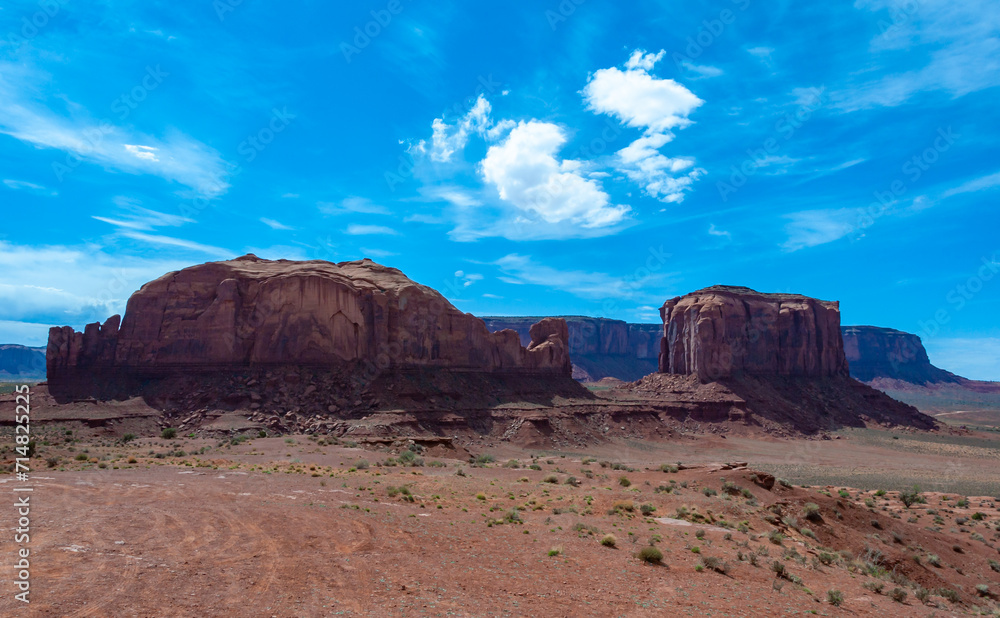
[
  {"x1": 659, "y1": 285, "x2": 849, "y2": 383},
  {"x1": 47, "y1": 255, "x2": 571, "y2": 400},
  {"x1": 841, "y1": 325, "x2": 960, "y2": 384}
]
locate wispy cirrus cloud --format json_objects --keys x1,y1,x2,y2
[
  {"x1": 319, "y1": 196, "x2": 391, "y2": 215},
  {"x1": 493, "y1": 253, "x2": 662, "y2": 300},
  {"x1": 942, "y1": 170, "x2": 1000, "y2": 198},
  {"x1": 92, "y1": 199, "x2": 193, "y2": 231},
  {"x1": 2, "y1": 179, "x2": 58, "y2": 196},
  {"x1": 119, "y1": 232, "x2": 233, "y2": 258},
  {"x1": 836, "y1": 1, "x2": 1000, "y2": 110},
  {"x1": 0, "y1": 241, "x2": 190, "y2": 328},
  {"x1": 346, "y1": 224, "x2": 400, "y2": 236},
  {"x1": 0, "y1": 62, "x2": 231, "y2": 197},
  {"x1": 260, "y1": 217, "x2": 294, "y2": 230},
  {"x1": 781, "y1": 208, "x2": 862, "y2": 252}
]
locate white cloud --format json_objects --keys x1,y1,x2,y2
[
  {"x1": 124, "y1": 144, "x2": 159, "y2": 162},
  {"x1": 345, "y1": 224, "x2": 400, "y2": 236},
  {"x1": 494, "y1": 254, "x2": 651, "y2": 300},
  {"x1": 2, "y1": 179, "x2": 57, "y2": 196},
  {"x1": 0, "y1": 241, "x2": 192, "y2": 329},
  {"x1": 482, "y1": 293, "x2": 503, "y2": 299},
  {"x1": 93, "y1": 204, "x2": 193, "y2": 232},
  {"x1": 782, "y1": 208, "x2": 863, "y2": 251},
  {"x1": 680, "y1": 61, "x2": 724, "y2": 79},
  {"x1": 319, "y1": 197, "x2": 390, "y2": 215},
  {"x1": 359, "y1": 247, "x2": 398, "y2": 258},
  {"x1": 454, "y1": 271, "x2": 483, "y2": 287},
  {"x1": 404, "y1": 213, "x2": 446, "y2": 224},
  {"x1": 708, "y1": 224, "x2": 732, "y2": 239},
  {"x1": 616, "y1": 133, "x2": 702, "y2": 203},
  {"x1": 582, "y1": 50, "x2": 705, "y2": 203},
  {"x1": 942, "y1": 170, "x2": 1000, "y2": 198},
  {"x1": 260, "y1": 217, "x2": 294, "y2": 230},
  {"x1": 417, "y1": 95, "x2": 515, "y2": 163},
  {"x1": 840, "y1": 2, "x2": 1000, "y2": 110},
  {"x1": 480, "y1": 121, "x2": 629, "y2": 228},
  {"x1": 747, "y1": 47, "x2": 775, "y2": 63},
  {"x1": 0, "y1": 68, "x2": 230, "y2": 197},
  {"x1": 119, "y1": 232, "x2": 233, "y2": 257},
  {"x1": 419, "y1": 186, "x2": 483, "y2": 208},
  {"x1": 583, "y1": 50, "x2": 703, "y2": 133}
]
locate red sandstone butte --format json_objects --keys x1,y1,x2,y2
[
  {"x1": 659, "y1": 285, "x2": 849, "y2": 382},
  {"x1": 47, "y1": 255, "x2": 571, "y2": 399}
]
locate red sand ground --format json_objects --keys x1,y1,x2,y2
[{"x1": 2, "y1": 428, "x2": 999, "y2": 617}]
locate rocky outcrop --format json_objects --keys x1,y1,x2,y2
[
  {"x1": 841, "y1": 326, "x2": 961, "y2": 384},
  {"x1": 481, "y1": 317, "x2": 660, "y2": 381},
  {"x1": 0, "y1": 344, "x2": 46, "y2": 379},
  {"x1": 659, "y1": 286, "x2": 849, "y2": 383},
  {"x1": 47, "y1": 255, "x2": 572, "y2": 401}
]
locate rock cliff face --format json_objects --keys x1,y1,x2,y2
[
  {"x1": 841, "y1": 326, "x2": 960, "y2": 384},
  {"x1": 480, "y1": 317, "x2": 660, "y2": 381},
  {"x1": 47, "y1": 255, "x2": 571, "y2": 401},
  {"x1": 659, "y1": 286, "x2": 848, "y2": 382},
  {"x1": 0, "y1": 344, "x2": 46, "y2": 379}
]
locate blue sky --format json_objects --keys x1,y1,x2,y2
[{"x1": 1, "y1": 0, "x2": 998, "y2": 379}]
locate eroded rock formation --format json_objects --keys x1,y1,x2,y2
[
  {"x1": 481, "y1": 317, "x2": 660, "y2": 381},
  {"x1": 47, "y1": 255, "x2": 572, "y2": 401},
  {"x1": 659, "y1": 286, "x2": 849, "y2": 382}
]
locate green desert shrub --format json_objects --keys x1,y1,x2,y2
[
  {"x1": 637, "y1": 546, "x2": 663, "y2": 564},
  {"x1": 826, "y1": 590, "x2": 843, "y2": 606}
]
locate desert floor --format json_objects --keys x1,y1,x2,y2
[{"x1": 2, "y1": 423, "x2": 1000, "y2": 616}]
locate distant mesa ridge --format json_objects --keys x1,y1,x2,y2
[
  {"x1": 0, "y1": 344, "x2": 46, "y2": 379},
  {"x1": 841, "y1": 325, "x2": 962, "y2": 384},
  {"x1": 481, "y1": 316, "x2": 660, "y2": 382},
  {"x1": 46, "y1": 255, "x2": 572, "y2": 401}
]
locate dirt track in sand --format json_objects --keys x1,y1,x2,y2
[{"x1": 3, "y1": 471, "x2": 390, "y2": 616}]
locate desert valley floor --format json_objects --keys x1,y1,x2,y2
[{"x1": 4, "y1": 406, "x2": 1000, "y2": 617}]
